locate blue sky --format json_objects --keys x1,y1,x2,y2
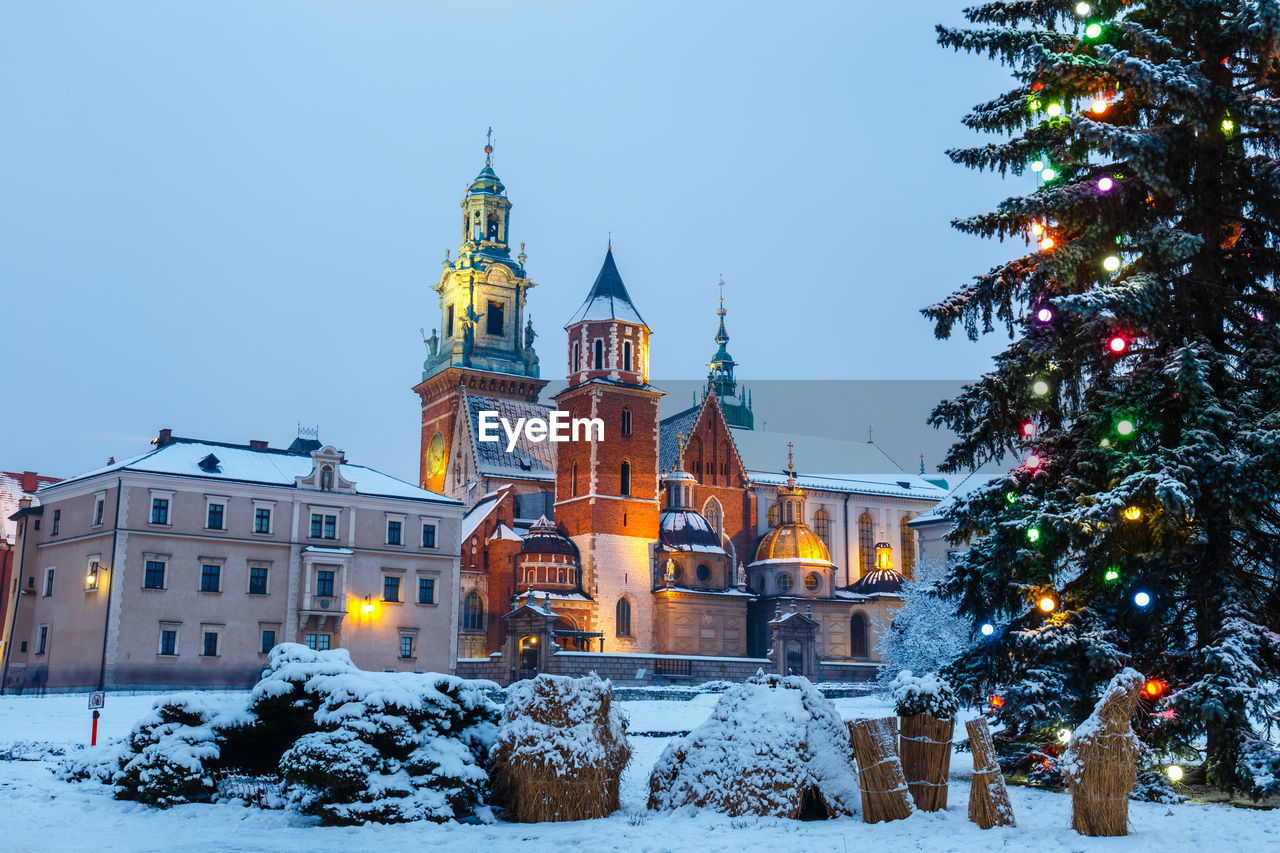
[{"x1": 1, "y1": 2, "x2": 1024, "y2": 482}]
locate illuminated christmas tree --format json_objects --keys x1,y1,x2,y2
[{"x1": 929, "y1": 1, "x2": 1280, "y2": 795}]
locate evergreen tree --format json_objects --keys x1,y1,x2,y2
[{"x1": 929, "y1": 1, "x2": 1280, "y2": 795}]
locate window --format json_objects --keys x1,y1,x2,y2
[
  {"x1": 486, "y1": 301, "x2": 504, "y2": 335},
  {"x1": 767, "y1": 502, "x2": 781, "y2": 527},
  {"x1": 158, "y1": 629, "x2": 177, "y2": 656},
  {"x1": 461, "y1": 591, "x2": 484, "y2": 631},
  {"x1": 254, "y1": 506, "x2": 272, "y2": 534},
  {"x1": 593, "y1": 338, "x2": 603, "y2": 370},
  {"x1": 324, "y1": 515, "x2": 337, "y2": 539},
  {"x1": 316, "y1": 570, "x2": 335, "y2": 598},
  {"x1": 150, "y1": 497, "x2": 169, "y2": 525},
  {"x1": 573, "y1": 342, "x2": 581, "y2": 371},
  {"x1": 813, "y1": 508, "x2": 830, "y2": 549},
  {"x1": 387, "y1": 520, "x2": 403, "y2": 546},
  {"x1": 421, "y1": 523, "x2": 437, "y2": 549},
  {"x1": 207, "y1": 503, "x2": 225, "y2": 530},
  {"x1": 249, "y1": 566, "x2": 269, "y2": 595},
  {"x1": 571, "y1": 461, "x2": 578, "y2": 497},
  {"x1": 36, "y1": 625, "x2": 48, "y2": 655},
  {"x1": 202, "y1": 630, "x2": 220, "y2": 657},
  {"x1": 93, "y1": 495, "x2": 105, "y2": 527},
  {"x1": 900, "y1": 516, "x2": 916, "y2": 579},
  {"x1": 43, "y1": 568, "x2": 54, "y2": 597},
  {"x1": 704, "y1": 499, "x2": 722, "y2": 537},
  {"x1": 696, "y1": 564, "x2": 712, "y2": 583},
  {"x1": 858, "y1": 512, "x2": 875, "y2": 575},
  {"x1": 200, "y1": 564, "x2": 221, "y2": 593},
  {"x1": 311, "y1": 513, "x2": 337, "y2": 539},
  {"x1": 776, "y1": 573, "x2": 794, "y2": 593},
  {"x1": 805, "y1": 572, "x2": 821, "y2": 592},
  {"x1": 619, "y1": 460, "x2": 631, "y2": 497},
  {"x1": 615, "y1": 597, "x2": 632, "y2": 637},
  {"x1": 144, "y1": 560, "x2": 166, "y2": 589},
  {"x1": 383, "y1": 575, "x2": 401, "y2": 602},
  {"x1": 305, "y1": 633, "x2": 331, "y2": 651},
  {"x1": 621, "y1": 407, "x2": 632, "y2": 436},
  {"x1": 399, "y1": 635, "x2": 415, "y2": 659},
  {"x1": 785, "y1": 502, "x2": 795, "y2": 524},
  {"x1": 851, "y1": 613, "x2": 869, "y2": 658},
  {"x1": 446, "y1": 304, "x2": 454, "y2": 338},
  {"x1": 51, "y1": 509, "x2": 60, "y2": 535},
  {"x1": 260, "y1": 629, "x2": 276, "y2": 654},
  {"x1": 417, "y1": 577, "x2": 436, "y2": 604},
  {"x1": 623, "y1": 340, "x2": 633, "y2": 372}
]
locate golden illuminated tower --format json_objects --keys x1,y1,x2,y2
[{"x1": 413, "y1": 132, "x2": 547, "y2": 493}]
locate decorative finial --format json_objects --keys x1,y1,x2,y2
[
  {"x1": 676, "y1": 432, "x2": 686, "y2": 467},
  {"x1": 786, "y1": 441, "x2": 795, "y2": 472},
  {"x1": 920, "y1": 454, "x2": 926, "y2": 475},
  {"x1": 607, "y1": 231, "x2": 612, "y2": 250},
  {"x1": 484, "y1": 127, "x2": 493, "y2": 165}
]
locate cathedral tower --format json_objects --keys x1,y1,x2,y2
[
  {"x1": 554, "y1": 247, "x2": 662, "y2": 649},
  {"x1": 706, "y1": 281, "x2": 753, "y2": 429},
  {"x1": 413, "y1": 134, "x2": 548, "y2": 492}
]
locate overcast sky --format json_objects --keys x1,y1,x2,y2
[{"x1": 1, "y1": 2, "x2": 1026, "y2": 483}]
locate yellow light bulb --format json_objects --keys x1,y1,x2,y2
[
  {"x1": 1103, "y1": 255, "x2": 1121, "y2": 272},
  {"x1": 1047, "y1": 103, "x2": 1063, "y2": 118},
  {"x1": 1038, "y1": 596, "x2": 1057, "y2": 613},
  {"x1": 1124, "y1": 506, "x2": 1143, "y2": 521},
  {"x1": 1091, "y1": 98, "x2": 1108, "y2": 114},
  {"x1": 1167, "y1": 765, "x2": 1184, "y2": 782}
]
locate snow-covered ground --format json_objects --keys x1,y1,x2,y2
[{"x1": 0, "y1": 690, "x2": 1275, "y2": 853}]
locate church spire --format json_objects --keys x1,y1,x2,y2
[{"x1": 706, "y1": 279, "x2": 754, "y2": 429}]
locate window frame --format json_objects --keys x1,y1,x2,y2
[
  {"x1": 205, "y1": 496, "x2": 228, "y2": 532},
  {"x1": 143, "y1": 558, "x2": 167, "y2": 590},
  {"x1": 158, "y1": 623, "x2": 179, "y2": 657},
  {"x1": 615, "y1": 596, "x2": 632, "y2": 638},
  {"x1": 248, "y1": 564, "x2": 270, "y2": 595},
  {"x1": 92, "y1": 491, "x2": 106, "y2": 528},
  {"x1": 199, "y1": 562, "x2": 223, "y2": 594},
  {"x1": 51, "y1": 509, "x2": 60, "y2": 536},
  {"x1": 386, "y1": 516, "x2": 405, "y2": 547},
  {"x1": 417, "y1": 575, "x2": 437, "y2": 605},
  {"x1": 200, "y1": 625, "x2": 223, "y2": 658},
  {"x1": 252, "y1": 501, "x2": 274, "y2": 535},
  {"x1": 420, "y1": 520, "x2": 438, "y2": 549},
  {"x1": 42, "y1": 567, "x2": 55, "y2": 597},
  {"x1": 382, "y1": 574, "x2": 402, "y2": 603},
  {"x1": 148, "y1": 490, "x2": 174, "y2": 526},
  {"x1": 315, "y1": 569, "x2": 336, "y2": 598},
  {"x1": 36, "y1": 624, "x2": 49, "y2": 655}
]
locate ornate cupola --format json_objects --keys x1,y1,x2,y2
[
  {"x1": 705, "y1": 280, "x2": 753, "y2": 429},
  {"x1": 748, "y1": 446, "x2": 836, "y2": 598},
  {"x1": 657, "y1": 435, "x2": 729, "y2": 589},
  {"x1": 563, "y1": 245, "x2": 651, "y2": 388}
]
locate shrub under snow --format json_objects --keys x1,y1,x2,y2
[
  {"x1": 647, "y1": 672, "x2": 859, "y2": 818},
  {"x1": 890, "y1": 670, "x2": 960, "y2": 719}
]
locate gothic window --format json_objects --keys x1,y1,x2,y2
[
  {"x1": 703, "y1": 498, "x2": 722, "y2": 538},
  {"x1": 620, "y1": 460, "x2": 631, "y2": 497},
  {"x1": 462, "y1": 591, "x2": 484, "y2": 632},
  {"x1": 900, "y1": 515, "x2": 916, "y2": 579},
  {"x1": 486, "y1": 301, "x2": 504, "y2": 336},
  {"x1": 573, "y1": 342, "x2": 581, "y2": 371},
  {"x1": 767, "y1": 502, "x2": 780, "y2": 527},
  {"x1": 446, "y1": 305, "x2": 455, "y2": 338},
  {"x1": 785, "y1": 501, "x2": 795, "y2": 524},
  {"x1": 621, "y1": 407, "x2": 632, "y2": 436},
  {"x1": 615, "y1": 597, "x2": 632, "y2": 637},
  {"x1": 624, "y1": 341, "x2": 633, "y2": 372},
  {"x1": 571, "y1": 461, "x2": 578, "y2": 497},
  {"x1": 858, "y1": 512, "x2": 874, "y2": 575},
  {"x1": 593, "y1": 339, "x2": 604, "y2": 370},
  {"x1": 850, "y1": 613, "x2": 869, "y2": 658},
  {"x1": 813, "y1": 508, "x2": 830, "y2": 549}
]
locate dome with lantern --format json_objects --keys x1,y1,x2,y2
[
  {"x1": 656, "y1": 442, "x2": 733, "y2": 590},
  {"x1": 846, "y1": 540, "x2": 905, "y2": 595},
  {"x1": 516, "y1": 516, "x2": 581, "y2": 594},
  {"x1": 520, "y1": 515, "x2": 578, "y2": 559},
  {"x1": 747, "y1": 448, "x2": 839, "y2": 599}
]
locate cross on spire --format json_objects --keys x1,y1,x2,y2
[
  {"x1": 484, "y1": 127, "x2": 493, "y2": 165},
  {"x1": 787, "y1": 441, "x2": 795, "y2": 472},
  {"x1": 676, "y1": 431, "x2": 686, "y2": 467}
]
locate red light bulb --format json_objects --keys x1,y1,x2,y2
[
  {"x1": 1108, "y1": 334, "x2": 1128, "y2": 354},
  {"x1": 1021, "y1": 421, "x2": 1036, "y2": 438},
  {"x1": 1144, "y1": 679, "x2": 1166, "y2": 698}
]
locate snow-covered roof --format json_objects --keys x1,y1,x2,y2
[
  {"x1": 909, "y1": 462, "x2": 1005, "y2": 524},
  {"x1": 42, "y1": 438, "x2": 457, "y2": 505},
  {"x1": 461, "y1": 487, "x2": 510, "y2": 543},
  {"x1": 749, "y1": 470, "x2": 948, "y2": 501},
  {"x1": 488, "y1": 522, "x2": 523, "y2": 542},
  {"x1": 464, "y1": 393, "x2": 556, "y2": 481},
  {"x1": 658, "y1": 508, "x2": 725, "y2": 553},
  {"x1": 565, "y1": 248, "x2": 649, "y2": 329},
  {"x1": 730, "y1": 427, "x2": 907, "y2": 477}
]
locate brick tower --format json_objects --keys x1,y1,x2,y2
[
  {"x1": 413, "y1": 133, "x2": 547, "y2": 493},
  {"x1": 554, "y1": 246, "x2": 663, "y2": 650}
]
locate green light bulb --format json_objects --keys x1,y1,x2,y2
[
  {"x1": 1027, "y1": 527, "x2": 1041, "y2": 543},
  {"x1": 1006, "y1": 491, "x2": 1018, "y2": 505},
  {"x1": 1085, "y1": 23, "x2": 1102, "y2": 38},
  {"x1": 1222, "y1": 118, "x2": 1235, "y2": 133},
  {"x1": 1105, "y1": 567, "x2": 1119, "y2": 581}
]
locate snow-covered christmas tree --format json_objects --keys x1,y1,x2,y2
[{"x1": 929, "y1": 0, "x2": 1280, "y2": 796}]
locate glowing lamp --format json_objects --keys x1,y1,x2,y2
[
  {"x1": 1098, "y1": 176, "x2": 1114, "y2": 191},
  {"x1": 1029, "y1": 98, "x2": 1042, "y2": 112},
  {"x1": 1041, "y1": 168, "x2": 1058, "y2": 181},
  {"x1": 1144, "y1": 678, "x2": 1166, "y2": 698},
  {"x1": 1167, "y1": 765, "x2": 1184, "y2": 782},
  {"x1": 1100, "y1": 437, "x2": 1112, "y2": 448},
  {"x1": 362, "y1": 600, "x2": 375, "y2": 615},
  {"x1": 1058, "y1": 728, "x2": 1072, "y2": 744},
  {"x1": 1038, "y1": 595, "x2": 1057, "y2": 613},
  {"x1": 1085, "y1": 23, "x2": 1103, "y2": 38},
  {"x1": 1030, "y1": 221, "x2": 1045, "y2": 236},
  {"x1": 1027, "y1": 527, "x2": 1041, "y2": 543},
  {"x1": 1091, "y1": 98, "x2": 1108, "y2": 114},
  {"x1": 1021, "y1": 421, "x2": 1036, "y2": 438},
  {"x1": 1103, "y1": 255, "x2": 1121, "y2": 272},
  {"x1": 1108, "y1": 334, "x2": 1128, "y2": 353},
  {"x1": 1032, "y1": 379, "x2": 1050, "y2": 396},
  {"x1": 1026, "y1": 454, "x2": 1043, "y2": 470},
  {"x1": 980, "y1": 623, "x2": 995, "y2": 636},
  {"x1": 1036, "y1": 307, "x2": 1053, "y2": 323},
  {"x1": 1076, "y1": 2, "x2": 1091, "y2": 14},
  {"x1": 1123, "y1": 506, "x2": 1143, "y2": 521},
  {"x1": 1134, "y1": 591, "x2": 1152, "y2": 607},
  {"x1": 1006, "y1": 491, "x2": 1018, "y2": 504},
  {"x1": 1222, "y1": 118, "x2": 1234, "y2": 133},
  {"x1": 86, "y1": 573, "x2": 98, "y2": 588},
  {"x1": 1031, "y1": 159, "x2": 1045, "y2": 173},
  {"x1": 1117, "y1": 419, "x2": 1134, "y2": 436},
  {"x1": 1046, "y1": 102, "x2": 1063, "y2": 118},
  {"x1": 989, "y1": 695, "x2": 1005, "y2": 709},
  {"x1": 1039, "y1": 236, "x2": 1055, "y2": 250},
  {"x1": 1105, "y1": 567, "x2": 1120, "y2": 581}
]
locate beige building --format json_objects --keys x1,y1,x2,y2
[{"x1": 0, "y1": 429, "x2": 463, "y2": 692}]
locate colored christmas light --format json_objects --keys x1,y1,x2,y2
[
  {"x1": 1032, "y1": 379, "x2": 1050, "y2": 396},
  {"x1": 1144, "y1": 678, "x2": 1166, "y2": 698},
  {"x1": 1108, "y1": 334, "x2": 1128, "y2": 353},
  {"x1": 1105, "y1": 567, "x2": 1120, "y2": 581},
  {"x1": 1031, "y1": 159, "x2": 1044, "y2": 172},
  {"x1": 1026, "y1": 453, "x2": 1043, "y2": 470},
  {"x1": 1085, "y1": 23, "x2": 1103, "y2": 38},
  {"x1": 1134, "y1": 591, "x2": 1151, "y2": 607},
  {"x1": 980, "y1": 623, "x2": 995, "y2": 636},
  {"x1": 1030, "y1": 221, "x2": 1045, "y2": 236},
  {"x1": 1100, "y1": 437, "x2": 1111, "y2": 447},
  {"x1": 1046, "y1": 102, "x2": 1063, "y2": 118},
  {"x1": 989, "y1": 695, "x2": 1005, "y2": 709},
  {"x1": 1058, "y1": 728, "x2": 1072, "y2": 744},
  {"x1": 1167, "y1": 765, "x2": 1184, "y2": 782},
  {"x1": 1021, "y1": 421, "x2": 1037, "y2": 438},
  {"x1": 1040, "y1": 236, "x2": 1056, "y2": 250},
  {"x1": 1075, "y1": 2, "x2": 1091, "y2": 14},
  {"x1": 1222, "y1": 118, "x2": 1234, "y2": 133},
  {"x1": 1098, "y1": 176, "x2": 1114, "y2": 191},
  {"x1": 1038, "y1": 595, "x2": 1057, "y2": 613},
  {"x1": 1036, "y1": 306, "x2": 1053, "y2": 322},
  {"x1": 1042, "y1": 167, "x2": 1058, "y2": 180},
  {"x1": 1091, "y1": 98, "x2": 1108, "y2": 114},
  {"x1": 1029, "y1": 98, "x2": 1042, "y2": 112},
  {"x1": 1117, "y1": 419, "x2": 1134, "y2": 436},
  {"x1": 1124, "y1": 506, "x2": 1143, "y2": 521},
  {"x1": 1027, "y1": 526, "x2": 1041, "y2": 543},
  {"x1": 1006, "y1": 491, "x2": 1018, "y2": 504},
  {"x1": 1103, "y1": 255, "x2": 1121, "y2": 272}
]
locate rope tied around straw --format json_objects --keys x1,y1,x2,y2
[
  {"x1": 1062, "y1": 668, "x2": 1146, "y2": 838},
  {"x1": 966, "y1": 717, "x2": 1016, "y2": 829},
  {"x1": 848, "y1": 718, "x2": 913, "y2": 824},
  {"x1": 898, "y1": 713, "x2": 955, "y2": 812}
]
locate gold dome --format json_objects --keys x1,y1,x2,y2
[{"x1": 752, "y1": 523, "x2": 833, "y2": 565}]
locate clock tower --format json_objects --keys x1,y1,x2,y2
[{"x1": 413, "y1": 134, "x2": 548, "y2": 493}]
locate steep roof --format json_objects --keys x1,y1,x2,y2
[
  {"x1": 463, "y1": 393, "x2": 556, "y2": 482},
  {"x1": 729, "y1": 427, "x2": 905, "y2": 477},
  {"x1": 565, "y1": 248, "x2": 649, "y2": 329}
]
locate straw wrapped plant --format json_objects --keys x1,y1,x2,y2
[
  {"x1": 890, "y1": 670, "x2": 958, "y2": 812},
  {"x1": 966, "y1": 716, "x2": 1015, "y2": 828},
  {"x1": 489, "y1": 673, "x2": 630, "y2": 822},
  {"x1": 848, "y1": 717, "x2": 913, "y2": 823},
  {"x1": 648, "y1": 672, "x2": 859, "y2": 818},
  {"x1": 1061, "y1": 668, "x2": 1144, "y2": 837}
]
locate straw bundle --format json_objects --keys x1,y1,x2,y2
[
  {"x1": 490, "y1": 673, "x2": 630, "y2": 822},
  {"x1": 966, "y1": 717, "x2": 1015, "y2": 828},
  {"x1": 848, "y1": 717, "x2": 913, "y2": 823},
  {"x1": 1061, "y1": 668, "x2": 1144, "y2": 837},
  {"x1": 900, "y1": 714, "x2": 954, "y2": 811}
]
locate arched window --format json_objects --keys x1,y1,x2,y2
[
  {"x1": 621, "y1": 407, "x2": 632, "y2": 436},
  {"x1": 813, "y1": 508, "x2": 830, "y2": 548},
  {"x1": 624, "y1": 341, "x2": 633, "y2": 372},
  {"x1": 570, "y1": 461, "x2": 578, "y2": 497},
  {"x1": 858, "y1": 512, "x2": 874, "y2": 575},
  {"x1": 615, "y1": 597, "x2": 632, "y2": 637},
  {"x1": 593, "y1": 339, "x2": 604, "y2": 370},
  {"x1": 619, "y1": 460, "x2": 631, "y2": 497},
  {"x1": 462, "y1": 591, "x2": 484, "y2": 632},
  {"x1": 767, "y1": 502, "x2": 781, "y2": 527},
  {"x1": 573, "y1": 342, "x2": 581, "y2": 372},
  {"x1": 703, "y1": 498, "x2": 722, "y2": 538},
  {"x1": 900, "y1": 515, "x2": 916, "y2": 579},
  {"x1": 850, "y1": 613, "x2": 869, "y2": 658},
  {"x1": 320, "y1": 465, "x2": 333, "y2": 491},
  {"x1": 785, "y1": 501, "x2": 795, "y2": 524}
]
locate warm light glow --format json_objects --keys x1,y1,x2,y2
[
  {"x1": 1222, "y1": 118, "x2": 1234, "y2": 133},
  {"x1": 1123, "y1": 506, "x2": 1143, "y2": 521},
  {"x1": 1031, "y1": 160, "x2": 1045, "y2": 173},
  {"x1": 1026, "y1": 454, "x2": 1042, "y2": 470},
  {"x1": 875, "y1": 543, "x2": 894, "y2": 571},
  {"x1": 1108, "y1": 334, "x2": 1128, "y2": 353},
  {"x1": 362, "y1": 600, "x2": 375, "y2": 615},
  {"x1": 1144, "y1": 678, "x2": 1166, "y2": 697},
  {"x1": 1117, "y1": 419, "x2": 1134, "y2": 436},
  {"x1": 1105, "y1": 567, "x2": 1120, "y2": 581},
  {"x1": 1046, "y1": 102, "x2": 1062, "y2": 118},
  {"x1": 1085, "y1": 22, "x2": 1102, "y2": 38},
  {"x1": 86, "y1": 574, "x2": 97, "y2": 587},
  {"x1": 1036, "y1": 307, "x2": 1053, "y2": 323},
  {"x1": 1134, "y1": 591, "x2": 1152, "y2": 607},
  {"x1": 1006, "y1": 491, "x2": 1018, "y2": 504},
  {"x1": 1030, "y1": 221, "x2": 1045, "y2": 236},
  {"x1": 1039, "y1": 236, "x2": 1055, "y2": 250},
  {"x1": 1098, "y1": 176, "x2": 1114, "y2": 191},
  {"x1": 1038, "y1": 595, "x2": 1057, "y2": 613},
  {"x1": 1091, "y1": 98, "x2": 1108, "y2": 114},
  {"x1": 981, "y1": 623, "x2": 995, "y2": 636},
  {"x1": 1041, "y1": 167, "x2": 1058, "y2": 181},
  {"x1": 1167, "y1": 765, "x2": 1184, "y2": 782},
  {"x1": 1103, "y1": 255, "x2": 1121, "y2": 272},
  {"x1": 1100, "y1": 438, "x2": 1112, "y2": 448},
  {"x1": 1032, "y1": 379, "x2": 1050, "y2": 396},
  {"x1": 1058, "y1": 728, "x2": 1072, "y2": 744},
  {"x1": 989, "y1": 695, "x2": 1005, "y2": 709},
  {"x1": 1076, "y1": 2, "x2": 1091, "y2": 14},
  {"x1": 1029, "y1": 98, "x2": 1042, "y2": 112}
]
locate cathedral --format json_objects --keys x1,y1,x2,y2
[{"x1": 414, "y1": 140, "x2": 950, "y2": 675}]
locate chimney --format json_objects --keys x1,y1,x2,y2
[
  {"x1": 21, "y1": 471, "x2": 38, "y2": 493},
  {"x1": 155, "y1": 428, "x2": 173, "y2": 446},
  {"x1": 249, "y1": 440, "x2": 268, "y2": 450}
]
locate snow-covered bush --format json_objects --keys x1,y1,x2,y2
[
  {"x1": 489, "y1": 673, "x2": 630, "y2": 822},
  {"x1": 1237, "y1": 737, "x2": 1280, "y2": 799},
  {"x1": 648, "y1": 672, "x2": 859, "y2": 818},
  {"x1": 872, "y1": 560, "x2": 970, "y2": 687},
  {"x1": 890, "y1": 670, "x2": 959, "y2": 719}
]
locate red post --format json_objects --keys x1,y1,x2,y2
[{"x1": 91, "y1": 709, "x2": 100, "y2": 746}]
